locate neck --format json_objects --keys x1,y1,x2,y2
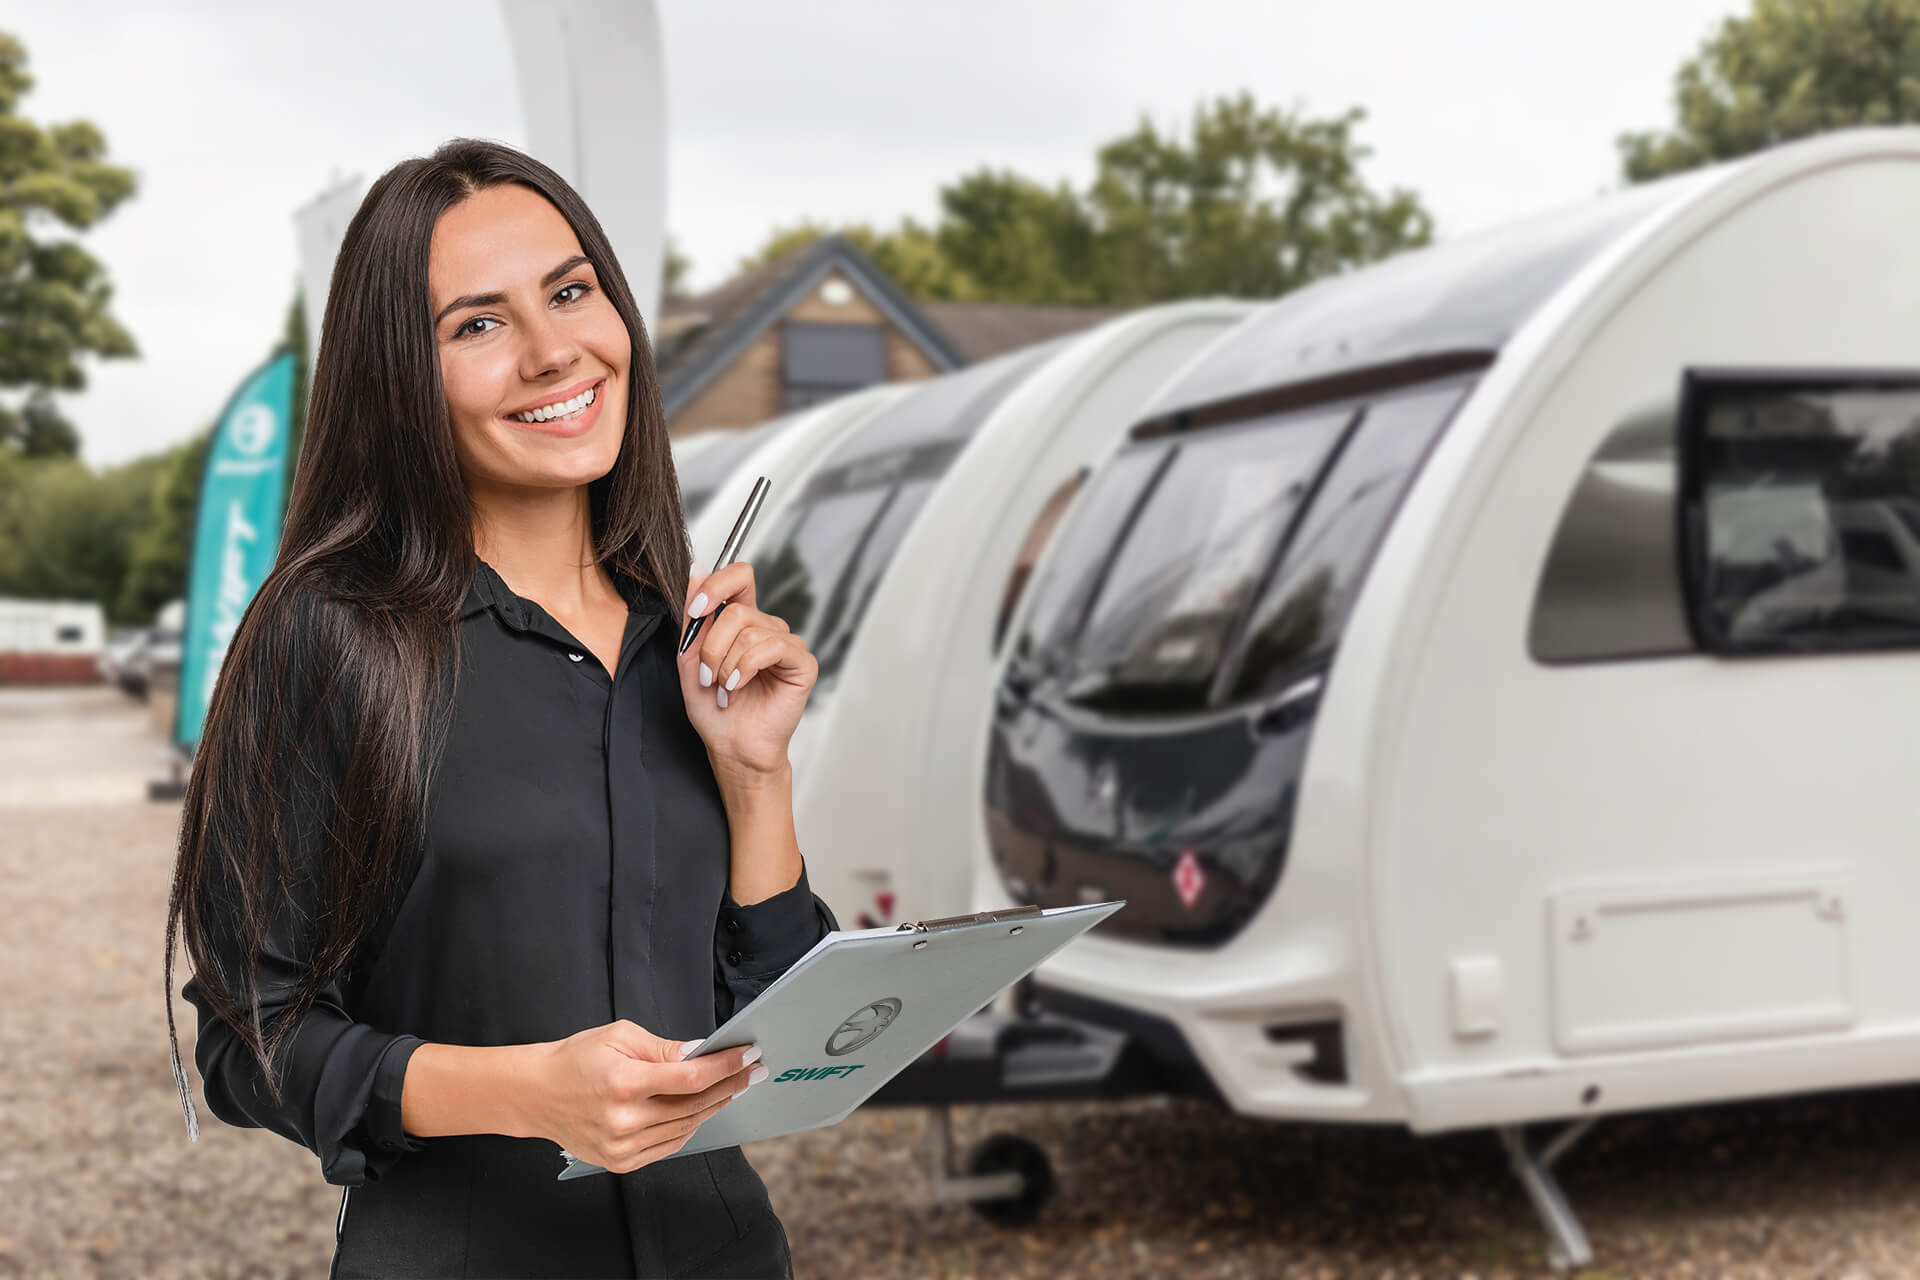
[{"x1": 468, "y1": 478, "x2": 609, "y2": 613}]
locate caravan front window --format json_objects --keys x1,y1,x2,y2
[
  {"x1": 1059, "y1": 411, "x2": 1351, "y2": 713},
  {"x1": 1683, "y1": 374, "x2": 1920, "y2": 654},
  {"x1": 756, "y1": 487, "x2": 896, "y2": 639},
  {"x1": 1223, "y1": 381, "x2": 1472, "y2": 700}
]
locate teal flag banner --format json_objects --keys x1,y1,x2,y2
[{"x1": 174, "y1": 348, "x2": 296, "y2": 751}]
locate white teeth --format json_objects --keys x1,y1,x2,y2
[{"x1": 513, "y1": 384, "x2": 597, "y2": 423}]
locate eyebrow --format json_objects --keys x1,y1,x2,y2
[{"x1": 433, "y1": 254, "x2": 594, "y2": 327}]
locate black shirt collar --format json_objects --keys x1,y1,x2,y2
[{"x1": 460, "y1": 557, "x2": 666, "y2": 633}]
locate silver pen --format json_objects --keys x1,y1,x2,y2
[{"x1": 679, "y1": 476, "x2": 771, "y2": 656}]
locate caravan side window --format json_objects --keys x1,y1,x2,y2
[
  {"x1": 1683, "y1": 373, "x2": 1920, "y2": 655},
  {"x1": 1055, "y1": 410, "x2": 1352, "y2": 714}
]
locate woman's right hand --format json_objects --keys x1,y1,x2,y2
[{"x1": 529, "y1": 1020, "x2": 765, "y2": 1173}]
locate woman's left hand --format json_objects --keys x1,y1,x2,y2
[{"x1": 677, "y1": 562, "x2": 816, "y2": 783}]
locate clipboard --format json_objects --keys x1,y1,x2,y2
[{"x1": 558, "y1": 899, "x2": 1123, "y2": 1179}]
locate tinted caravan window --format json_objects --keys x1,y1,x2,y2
[
  {"x1": 1684, "y1": 374, "x2": 1920, "y2": 654},
  {"x1": 756, "y1": 343, "x2": 1057, "y2": 680},
  {"x1": 755, "y1": 486, "x2": 896, "y2": 639},
  {"x1": 1009, "y1": 445, "x2": 1169, "y2": 678},
  {"x1": 1056, "y1": 409, "x2": 1353, "y2": 713},
  {"x1": 1224, "y1": 380, "x2": 1472, "y2": 700}
]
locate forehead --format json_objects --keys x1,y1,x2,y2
[{"x1": 428, "y1": 184, "x2": 585, "y2": 301}]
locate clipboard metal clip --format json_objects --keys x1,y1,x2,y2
[{"x1": 895, "y1": 905, "x2": 1043, "y2": 935}]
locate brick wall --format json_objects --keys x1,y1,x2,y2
[{"x1": 0, "y1": 654, "x2": 102, "y2": 685}]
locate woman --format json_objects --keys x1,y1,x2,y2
[{"x1": 163, "y1": 138, "x2": 835, "y2": 1279}]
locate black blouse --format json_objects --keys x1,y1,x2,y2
[{"x1": 182, "y1": 558, "x2": 836, "y2": 1279}]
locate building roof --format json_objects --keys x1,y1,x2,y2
[
  {"x1": 654, "y1": 237, "x2": 1119, "y2": 419},
  {"x1": 919, "y1": 301, "x2": 1118, "y2": 362},
  {"x1": 655, "y1": 235, "x2": 968, "y2": 419}
]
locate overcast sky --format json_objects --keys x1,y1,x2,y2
[{"x1": 12, "y1": 0, "x2": 1742, "y2": 466}]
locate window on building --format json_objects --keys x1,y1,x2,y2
[
  {"x1": 783, "y1": 322, "x2": 887, "y2": 411},
  {"x1": 1682, "y1": 372, "x2": 1920, "y2": 655}
]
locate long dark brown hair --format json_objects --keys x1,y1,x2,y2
[{"x1": 164, "y1": 138, "x2": 690, "y2": 1136}]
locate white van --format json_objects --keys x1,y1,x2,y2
[{"x1": 963, "y1": 129, "x2": 1920, "y2": 1266}]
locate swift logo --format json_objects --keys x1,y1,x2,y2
[
  {"x1": 774, "y1": 1065, "x2": 867, "y2": 1083},
  {"x1": 825, "y1": 997, "x2": 902, "y2": 1056}
]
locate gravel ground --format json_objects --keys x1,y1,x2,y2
[{"x1": 6, "y1": 687, "x2": 1920, "y2": 1278}]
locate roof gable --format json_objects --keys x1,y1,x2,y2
[{"x1": 656, "y1": 235, "x2": 968, "y2": 419}]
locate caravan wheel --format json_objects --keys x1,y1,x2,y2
[{"x1": 965, "y1": 1134, "x2": 1055, "y2": 1227}]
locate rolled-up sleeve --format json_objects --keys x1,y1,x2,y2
[
  {"x1": 185, "y1": 973, "x2": 425, "y2": 1185},
  {"x1": 713, "y1": 855, "x2": 838, "y2": 1025}
]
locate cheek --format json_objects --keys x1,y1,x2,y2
[{"x1": 440, "y1": 350, "x2": 514, "y2": 454}]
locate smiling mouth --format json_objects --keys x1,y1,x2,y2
[{"x1": 506, "y1": 378, "x2": 607, "y2": 424}]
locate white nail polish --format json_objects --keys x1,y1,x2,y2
[
  {"x1": 742, "y1": 1045, "x2": 762, "y2": 1066},
  {"x1": 689, "y1": 592, "x2": 708, "y2": 618},
  {"x1": 724, "y1": 669, "x2": 741, "y2": 691},
  {"x1": 717, "y1": 687, "x2": 728, "y2": 709},
  {"x1": 699, "y1": 663, "x2": 712, "y2": 687},
  {"x1": 748, "y1": 1064, "x2": 769, "y2": 1086},
  {"x1": 679, "y1": 1038, "x2": 705, "y2": 1060}
]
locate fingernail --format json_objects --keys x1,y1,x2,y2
[
  {"x1": 748, "y1": 1065, "x2": 769, "y2": 1086},
  {"x1": 699, "y1": 662, "x2": 712, "y2": 687},
  {"x1": 689, "y1": 593, "x2": 708, "y2": 618},
  {"x1": 742, "y1": 1045, "x2": 762, "y2": 1066},
  {"x1": 717, "y1": 687, "x2": 728, "y2": 709},
  {"x1": 724, "y1": 669, "x2": 741, "y2": 691},
  {"x1": 679, "y1": 1038, "x2": 705, "y2": 1060}
]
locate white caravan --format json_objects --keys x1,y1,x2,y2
[
  {"x1": 786, "y1": 302, "x2": 1256, "y2": 928},
  {"x1": 687, "y1": 381, "x2": 913, "y2": 570},
  {"x1": 963, "y1": 129, "x2": 1920, "y2": 1266},
  {"x1": 734, "y1": 340, "x2": 1074, "y2": 780}
]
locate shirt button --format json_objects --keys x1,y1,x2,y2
[
  {"x1": 567, "y1": 652, "x2": 584, "y2": 662},
  {"x1": 726, "y1": 950, "x2": 743, "y2": 966},
  {"x1": 724, "y1": 918, "x2": 741, "y2": 935}
]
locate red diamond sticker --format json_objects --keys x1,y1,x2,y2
[{"x1": 1172, "y1": 847, "x2": 1205, "y2": 911}]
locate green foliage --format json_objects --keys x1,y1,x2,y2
[
  {"x1": 1622, "y1": 0, "x2": 1920, "y2": 181},
  {"x1": 283, "y1": 288, "x2": 308, "y2": 488},
  {"x1": 116, "y1": 426, "x2": 211, "y2": 623},
  {"x1": 0, "y1": 448, "x2": 164, "y2": 622},
  {"x1": 0, "y1": 29, "x2": 139, "y2": 434},
  {"x1": 662, "y1": 235, "x2": 692, "y2": 298},
  {"x1": 0, "y1": 386, "x2": 79, "y2": 457},
  {"x1": 737, "y1": 93, "x2": 1431, "y2": 306}
]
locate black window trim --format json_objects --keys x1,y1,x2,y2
[{"x1": 1677, "y1": 365, "x2": 1920, "y2": 658}]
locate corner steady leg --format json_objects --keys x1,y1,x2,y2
[
  {"x1": 1497, "y1": 1118, "x2": 1597, "y2": 1272},
  {"x1": 922, "y1": 1105, "x2": 1024, "y2": 1205}
]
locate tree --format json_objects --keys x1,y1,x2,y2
[
  {"x1": 0, "y1": 30, "x2": 139, "y2": 446},
  {"x1": 117, "y1": 427, "x2": 211, "y2": 623},
  {"x1": 0, "y1": 387, "x2": 79, "y2": 457},
  {"x1": 736, "y1": 93, "x2": 1431, "y2": 307},
  {"x1": 662, "y1": 235, "x2": 691, "y2": 298},
  {"x1": 283, "y1": 286, "x2": 308, "y2": 488},
  {"x1": 1621, "y1": 0, "x2": 1920, "y2": 181},
  {"x1": 0, "y1": 449, "x2": 161, "y2": 621}
]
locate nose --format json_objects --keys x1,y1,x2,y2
[{"x1": 517, "y1": 303, "x2": 581, "y2": 381}]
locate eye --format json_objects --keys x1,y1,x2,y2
[
  {"x1": 555, "y1": 282, "x2": 594, "y2": 305},
  {"x1": 455, "y1": 316, "x2": 499, "y2": 339}
]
